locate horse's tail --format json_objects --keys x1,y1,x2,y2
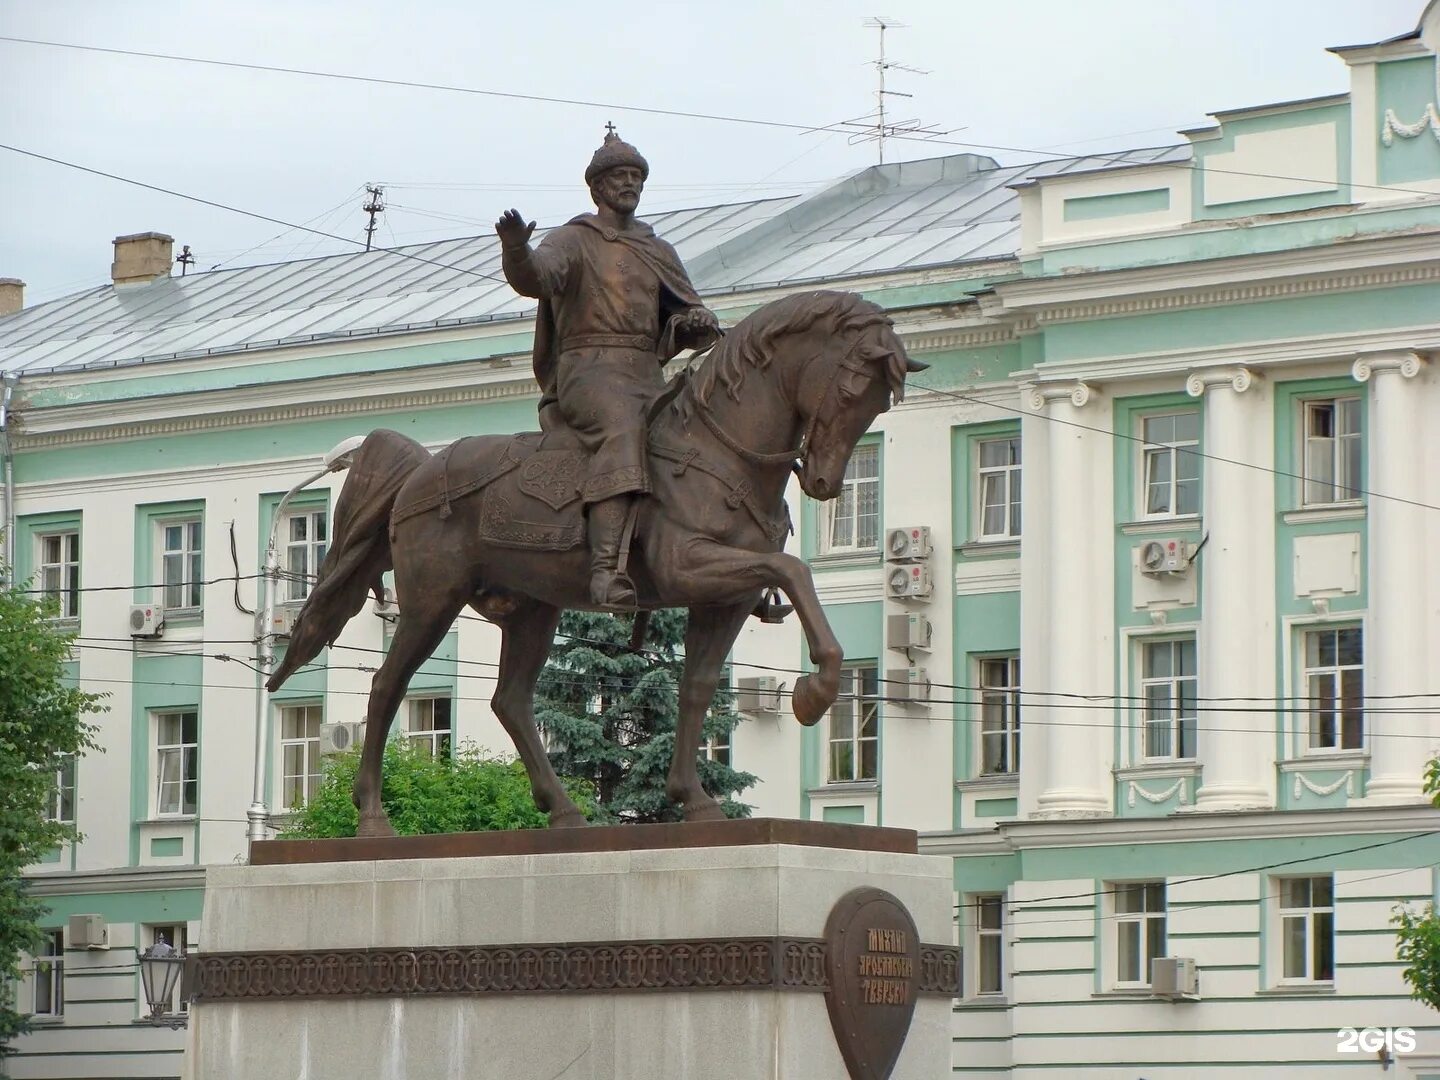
[{"x1": 266, "y1": 430, "x2": 430, "y2": 692}]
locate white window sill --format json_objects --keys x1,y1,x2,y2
[
  {"x1": 1280, "y1": 752, "x2": 1369, "y2": 770},
  {"x1": 1115, "y1": 761, "x2": 1199, "y2": 781},
  {"x1": 138, "y1": 816, "x2": 197, "y2": 826},
  {"x1": 1091, "y1": 988, "x2": 1155, "y2": 999},
  {"x1": 809, "y1": 782, "x2": 879, "y2": 798},
  {"x1": 1119, "y1": 516, "x2": 1201, "y2": 536},
  {"x1": 956, "y1": 774, "x2": 1020, "y2": 792},
  {"x1": 26, "y1": 1015, "x2": 65, "y2": 1026},
  {"x1": 1256, "y1": 983, "x2": 1335, "y2": 996},
  {"x1": 1282, "y1": 504, "x2": 1365, "y2": 525},
  {"x1": 810, "y1": 549, "x2": 880, "y2": 568},
  {"x1": 956, "y1": 996, "x2": 1010, "y2": 1010},
  {"x1": 959, "y1": 540, "x2": 1020, "y2": 557}
]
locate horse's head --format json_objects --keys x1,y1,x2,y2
[{"x1": 793, "y1": 294, "x2": 927, "y2": 501}]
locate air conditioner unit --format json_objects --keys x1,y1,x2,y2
[
  {"x1": 128, "y1": 604, "x2": 164, "y2": 638},
  {"x1": 886, "y1": 563, "x2": 933, "y2": 600},
  {"x1": 67, "y1": 913, "x2": 108, "y2": 950},
  {"x1": 885, "y1": 667, "x2": 932, "y2": 706},
  {"x1": 269, "y1": 605, "x2": 301, "y2": 639},
  {"x1": 1138, "y1": 538, "x2": 1189, "y2": 576},
  {"x1": 735, "y1": 675, "x2": 782, "y2": 715},
  {"x1": 887, "y1": 612, "x2": 933, "y2": 651},
  {"x1": 885, "y1": 526, "x2": 932, "y2": 562},
  {"x1": 1150, "y1": 956, "x2": 1199, "y2": 999},
  {"x1": 319, "y1": 721, "x2": 366, "y2": 755},
  {"x1": 372, "y1": 587, "x2": 399, "y2": 621}
]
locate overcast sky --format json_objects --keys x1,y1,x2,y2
[{"x1": 0, "y1": 0, "x2": 1424, "y2": 303}]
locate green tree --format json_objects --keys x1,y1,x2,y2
[
  {"x1": 1392, "y1": 756, "x2": 1440, "y2": 1011},
  {"x1": 534, "y1": 609, "x2": 756, "y2": 823},
  {"x1": 281, "y1": 739, "x2": 595, "y2": 838},
  {"x1": 0, "y1": 568, "x2": 102, "y2": 1056}
]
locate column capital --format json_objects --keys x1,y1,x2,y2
[
  {"x1": 1185, "y1": 366, "x2": 1259, "y2": 398},
  {"x1": 1024, "y1": 380, "x2": 1095, "y2": 412},
  {"x1": 1352, "y1": 351, "x2": 1427, "y2": 382}
]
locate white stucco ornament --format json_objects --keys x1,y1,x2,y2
[{"x1": 1381, "y1": 54, "x2": 1440, "y2": 146}]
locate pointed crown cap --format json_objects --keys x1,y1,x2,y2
[{"x1": 585, "y1": 128, "x2": 649, "y2": 184}]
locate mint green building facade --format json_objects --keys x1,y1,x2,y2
[{"x1": 5, "y1": 7, "x2": 1440, "y2": 1077}]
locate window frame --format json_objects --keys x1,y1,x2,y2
[
  {"x1": 153, "y1": 710, "x2": 199, "y2": 818},
  {"x1": 1299, "y1": 395, "x2": 1363, "y2": 508},
  {"x1": 977, "y1": 655, "x2": 1021, "y2": 777},
  {"x1": 1138, "y1": 637, "x2": 1197, "y2": 762},
  {"x1": 405, "y1": 696, "x2": 453, "y2": 759},
  {"x1": 45, "y1": 754, "x2": 76, "y2": 825},
  {"x1": 36, "y1": 529, "x2": 80, "y2": 622},
  {"x1": 827, "y1": 663, "x2": 880, "y2": 784},
  {"x1": 1138, "y1": 410, "x2": 1201, "y2": 520},
  {"x1": 280, "y1": 504, "x2": 329, "y2": 603},
  {"x1": 972, "y1": 893, "x2": 1006, "y2": 997},
  {"x1": 1274, "y1": 875, "x2": 1335, "y2": 984},
  {"x1": 818, "y1": 442, "x2": 880, "y2": 556},
  {"x1": 974, "y1": 436, "x2": 1022, "y2": 542},
  {"x1": 1110, "y1": 881, "x2": 1167, "y2": 988},
  {"x1": 1300, "y1": 624, "x2": 1364, "y2": 755},
  {"x1": 156, "y1": 515, "x2": 204, "y2": 614},
  {"x1": 278, "y1": 703, "x2": 324, "y2": 810},
  {"x1": 30, "y1": 928, "x2": 64, "y2": 1019}
]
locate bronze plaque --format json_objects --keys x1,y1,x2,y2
[{"x1": 823, "y1": 888, "x2": 921, "y2": 1080}]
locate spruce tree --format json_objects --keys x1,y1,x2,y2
[{"x1": 535, "y1": 609, "x2": 756, "y2": 823}]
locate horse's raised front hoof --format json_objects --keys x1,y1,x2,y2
[
  {"x1": 356, "y1": 813, "x2": 397, "y2": 838},
  {"x1": 791, "y1": 674, "x2": 832, "y2": 727},
  {"x1": 548, "y1": 807, "x2": 589, "y2": 829},
  {"x1": 682, "y1": 798, "x2": 726, "y2": 823}
]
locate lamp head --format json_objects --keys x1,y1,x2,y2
[{"x1": 323, "y1": 434, "x2": 367, "y2": 471}]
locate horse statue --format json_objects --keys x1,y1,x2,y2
[{"x1": 267, "y1": 290, "x2": 925, "y2": 836}]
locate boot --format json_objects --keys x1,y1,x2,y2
[{"x1": 587, "y1": 495, "x2": 637, "y2": 609}]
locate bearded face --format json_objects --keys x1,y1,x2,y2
[{"x1": 590, "y1": 165, "x2": 644, "y2": 215}]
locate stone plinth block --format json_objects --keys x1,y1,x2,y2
[{"x1": 188, "y1": 822, "x2": 956, "y2": 1080}]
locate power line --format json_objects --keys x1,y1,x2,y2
[
  {"x1": 0, "y1": 143, "x2": 508, "y2": 285},
  {"x1": 7, "y1": 35, "x2": 1440, "y2": 202}
]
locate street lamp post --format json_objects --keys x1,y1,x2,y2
[{"x1": 246, "y1": 436, "x2": 367, "y2": 846}]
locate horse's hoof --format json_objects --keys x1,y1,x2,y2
[
  {"x1": 548, "y1": 807, "x2": 589, "y2": 829},
  {"x1": 791, "y1": 674, "x2": 830, "y2": 727},
  {"x1": 356, "y1": 814, "x2": 397, "y2": 838}
]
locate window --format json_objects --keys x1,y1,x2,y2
[
  {"x1": 159, "y1": 519, "x2": 203, "y2": 611},
  {"x1": 702, "y1": 731, "x2": 731, "y2": 767},
  {"x1": 1141, "y1": 412, "x2": 1200, "y2": 518},
  {"x1": 154, "y1": 711, "x2": 198, "y2": 816},
  {"x1": 828, "y1": 664, "x2": 879, "y2": 783},
  {"x1": 978, "y1": 656, "x2": 1020, "y2": 775},
  {"x1": 1277, "y1": 875, "x2": 1334, "y2": 982},
  {"x1": 279, "y1": 705, "x2": 323, "y2": 809},
  {"x1": 46, "y1": 755, "x2": 76, "y2": 825},
  {"x1": 406, "y1": 697, "x2": 452, "y2": 759},
  {"x1": 37, "y1": 531, "x2": 80, "y2": 620},
  {"x1": 1302, "y1": 397, "x2": 1361, "y2": 506},
  {"x1": 1303, "y1": 627, "x2": 1363, "y2": 752},
  {"x1": 1113, "y1": 882, "x2": 1166, "y2": 985},
  {"x1": 1140, "y1": 639, "x2": 1196, "y2": 760},
  {"x1": 142, "y1": 925, "x2": 188, "y2": 1014},
  {"x1": 283, "y1": 507, "x2": 327, "y2": 602},
  {"x1": 974, "y1": 894, "x2": 1005, "y2": 996},
  {"x1": 31, "y1": 929, "x2": 63, "y2": 1018},
  {"x1": 976, "y1": 436, "x2": 1021, "y2": 541},
  {"x1": 821, "y1": 444, "x2": 879, "y2": 554}
]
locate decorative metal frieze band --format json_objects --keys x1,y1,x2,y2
[{"x1": 188, "y1": 938, "x2": 961, "y2": 1004}]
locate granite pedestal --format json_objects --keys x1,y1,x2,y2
[{"x1": 187, "y1": 820, "x2": 955, "y2": 1080}]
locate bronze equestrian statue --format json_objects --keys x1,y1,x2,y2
[{"x1": 268, "y1": 132, "x2": 926, "y2": 836}]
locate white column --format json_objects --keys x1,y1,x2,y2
[
  {"x1": 1185, "y1": 367, "x2": 1274, "y2": 811},
  {"x1": 1030, "y1": 382, "x2": 1110, "y2": 818},
  {"x1": 1017, "y1": 395, "x2": 1051, "y2": 819},
  {"x1": 1353, "y1": 351, "x2": 1431, "y2": 803}
]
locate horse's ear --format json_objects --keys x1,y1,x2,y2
[{"x1": 905, "y1": 355, "x2": 929, "y2": 373}]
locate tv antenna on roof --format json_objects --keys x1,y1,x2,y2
[{"x1": 838, "y1": 17, "x2": 954, "y2": 165}]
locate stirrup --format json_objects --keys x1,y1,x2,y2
[
  {"x1": 752, "y1": 587, "x2": 793, "y2": 623},
  {"x1": 590, "y1": 569, "x2": 638, "y2": 611}
]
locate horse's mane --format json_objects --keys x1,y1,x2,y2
[{"x1": 674, "y1": 291, "x2": 901, "y2": 423}]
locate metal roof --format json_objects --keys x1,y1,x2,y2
[{"x1": 0, "y1": 146, "x2": 1188, "y2": 377}]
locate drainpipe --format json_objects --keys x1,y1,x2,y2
[{"x1": 0, "y1": 373, "x2": 16, "y2": 584}]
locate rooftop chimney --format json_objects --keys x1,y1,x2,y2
[
  {"x1": 111, "y1": 232, "x2": 174, "y2": 287},
  {"x1": 0, "y1": 279, "x2": 23, "y2": 317}
]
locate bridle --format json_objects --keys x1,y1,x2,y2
[{"x1": 689, "y1": 329, "x2": 874, "y2": 473}]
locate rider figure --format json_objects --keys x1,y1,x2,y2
[{"x1": 496, "y1": 129, "x2": 721, "y2": 609}]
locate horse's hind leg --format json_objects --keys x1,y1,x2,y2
[
  {"x1": 352, "y1": 578, "x2": 472, "y2": 837},
  {"x1": 490, "y1": 598, "x2": 587, "y2": 828},
  {"x1": 668, "y1": 601, "x2": 753, "y2": 822}
]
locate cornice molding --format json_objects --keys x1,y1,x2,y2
[{"x1": 23, "y1": 865, "x2": 207, "y2": 894}]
